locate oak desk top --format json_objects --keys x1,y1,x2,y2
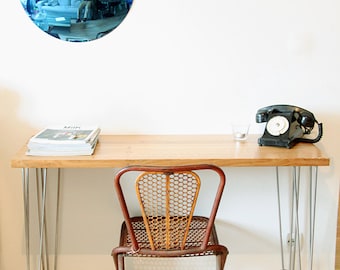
[{"x1": 11, "y1": 134, "x2": 330, "y2": 168}]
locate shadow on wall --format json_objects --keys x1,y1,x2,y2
[
  {"x1": 0, "y1": 86, "x2": 36, "y2": 269},
  {"x1": 0, "y1": 87, "x2": 36, "y2": 159},
  {"x1": 215, "y1": 219, "x2": 280, "y2": 254}
]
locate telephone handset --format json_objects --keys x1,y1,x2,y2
[{"x1": 256, "y1": 104, "x2": 323, "y2": 148}]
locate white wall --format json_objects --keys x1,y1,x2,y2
[{"x1": 1, "y1": 0, "x2": 340, "y2": 269}]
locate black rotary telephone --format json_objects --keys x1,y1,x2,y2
[{"x1": 256, "y1": 104, "x2": 323, "y2": 148}]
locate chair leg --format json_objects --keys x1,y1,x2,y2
[
  {"x1": 113, "y1": 253, "x2": 125, "y2": 270},
  {"x1": 112, "y1": 253, "x2": 119, "y2": 270},
  {"x1": 219, "y1": 246, "x2": 228, "y2": 270},
  {"x1": 207, "y1": 245, "x2": 228, "y2": 270},
  {"x1": 118, "y1": 254, "x2": 125, "y2": 270},
  {"x1": 220, "y1": 252, "x2": 227, "y2": 270}
]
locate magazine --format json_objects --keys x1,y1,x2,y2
[
  {"x1": 26, "y1": 137, "x2": 99, "y2": 156},
  {"x1": 26, "y1": 126, "x2": 100, "y2": 156},
  {"x1": 28, "y1": 126, "x2": 100, "y2": 145}
]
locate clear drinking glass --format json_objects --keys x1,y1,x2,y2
[{"x1": 232, "y1": 124, "x2": 250, "y2": 141}]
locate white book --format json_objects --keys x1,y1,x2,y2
[
  {"x1": 26, "y1": 134, "x2": 99, "y2": 156},
  {"x1": 26, "y1": 126, "x2": 100, "y2": 156},
  {"x1": 28, "y1": 126, "x2": 100, "y2": 145}
]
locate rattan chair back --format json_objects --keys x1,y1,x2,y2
[
  {"x1": 112, "y1": 164, "x2": 228, "y2": 270},
  {"x1": 136, "y1": 169, "x2": 200, "y2": 250}
]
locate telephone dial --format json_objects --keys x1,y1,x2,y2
[{"x1": 256, "y1": 104, "x2": 323, "y2": 148}]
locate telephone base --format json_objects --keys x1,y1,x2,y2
[{"x1": 258, "y1": 136, "x2": 298, "y2": 149}]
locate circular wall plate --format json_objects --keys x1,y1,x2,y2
[{"x1": 20, "y1": 0, "x2": 133, "y2": 42}]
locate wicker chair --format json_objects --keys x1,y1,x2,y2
[{"x1": 111, "y1": 164, "x2": 228, "y2": 269}]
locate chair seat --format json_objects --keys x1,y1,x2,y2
[{"x1": 119, "y1": 216, "x2": 219, "y2": 257}]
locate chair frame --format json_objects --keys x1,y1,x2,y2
[{"x1": 112, "y1": 164, "x2": 228, "y2": 270}]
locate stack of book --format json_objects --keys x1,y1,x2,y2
[{"x1": 26, "y1": 126, "x2": 101, "y2": 156}]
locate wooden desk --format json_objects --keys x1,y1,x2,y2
[
  {"x1": 11, "y1": 134, "x2": 330, "y2": 270},
  {"x1": 11, "y1": 134, "x2": 329, "y2": 168}
]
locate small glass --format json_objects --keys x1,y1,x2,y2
[{"x1": 232, "y1": 124, "x2": 250, "y2": 141}]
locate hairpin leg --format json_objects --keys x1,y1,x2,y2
[
  {"x1": 276, "y1": 166, "x2": 286, "y2": 270},
  {"x1": 22, "y1": 168, "x2": 62, "y2": 270},
  {"x1": 308, "y1": 166, "x2": 318, "y2": 270},
  {"x1": 22, "y1": 168, "x2": 30, "y2": 270},
  {"x1": 276, "y1": 166, "x2": 319, "y2": 270},
  {"x1": 54, "y1": 169, "x2": 61, "y2": 270},
  {"x1": 37, "y1": 168, "x2": 48, "y2": 270},
  {"x1": 288, "y1": 167, "x2": 302, "y2": 270}
]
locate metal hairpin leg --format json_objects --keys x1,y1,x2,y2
[
  {"x1": 288, "y1": 167, "x2": 302, "y2": 270},
  {"x1": 276, "y1": 166, "x2": 302, "y2": 270},
  {"x1": 54, "y1": 169, "x2": 61, "y2": 270},
  {"x1": 22, "y1": 168, "x2": 30, "y2": 270},
  {"x1": 36, "y1": 169, "x2": 48, "y2": 270},
  {"x1": 21, "y1": 168, "x2": 62, "y2": 270},
  {"x1": 36, "y1": 168, "x2": 49, "y2": 270},
  {"x1": 276, "y1": 167, "x2": 286, "y2": 270},
  {"x1": 308, "y1": 166, "x2": 318, "y2": 270},
  {"x1": 276, "y1": 166, "x2": 318, "y2": 270}
]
